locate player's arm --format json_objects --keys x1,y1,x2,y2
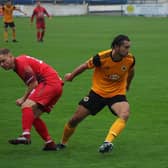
[
  {"x1": 16, "y1": 80, "x2": 38, "y2": 106},
  {"x1": 16, "y1": 67, "x2": 38, "y2": 106},
  {"x1": 126, "y1": 57, "x2": 135, "y2": 91},
  {"x1": 44, "y1": 8, "x2": 51, "y2": 18},
  {"x1": 24, "y1": 80, "x2": 38, "y2": 99},
  {"x1": 64, "y1": 63, "x2": 88, "y2": 82},
  {"x1": 64, "y1": 54, "x2": 100, "y2": 82},
  {"x1": 15, "y1": 7, "x2": 27, "y2": 15},
  {"x1": 30, "y1": 10, "x2": 36, "y2": 23}
]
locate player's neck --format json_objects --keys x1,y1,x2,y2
[{"x1": 111, "y1": 50, "x2": 123, "y2": 62}]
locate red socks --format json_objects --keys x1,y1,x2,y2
[
  {"x1": 22, "y1": 107, "x2": 35, "y2": 137},
  {"x1": 21, "y1": 107, "x2": 52, "y2": 142},
  {"x1": 33, "y1": 118, "x2": 51, "y2": 142},
  {"x1": 37, "y1": 31, "x2": 41, "y2": 41},
  {"x1": 41, "y1": 30, "x2": 45, "y2": 40}
]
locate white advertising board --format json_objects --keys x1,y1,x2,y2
[{"x1": 123, "y1": 4, "x2": 168, "y2": 16}]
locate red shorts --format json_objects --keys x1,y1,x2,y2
[
  {"x1": 28, "y1": 82, "x2": 63, "y2": 112},
  {"x1": 36, "y1": 21, "x2": 45, "y2": 29}
]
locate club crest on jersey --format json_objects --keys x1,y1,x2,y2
[
  {"x1": 83, "y1": 96, "x2": 89, "y2": 102},
  {"x1": 121, "y1": 65, "x2": 127, "y2": 71}
]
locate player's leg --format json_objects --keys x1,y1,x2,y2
[
  {"x1": 36, "y1": 22, "x2": 43, "y2": 42},
  {"x1": 99, "y1": 96, "x2": 130, "y2": 153},
  {"x1": 8, "y1": 98, "x2": 57, "y2": 150},
  {"x1": 40, "y1": 23, "x2": 45, "y2": 41},
  {"x1": 9, "y1": 82, "x2": 63, "y2": 148},
  {"x1": 8, "y1": 99, "x2": 36, "y2": 145},
  {"x1": 32, "y1": 108, "x2": 57, "y2": 151},
  {"x1": 105, "y1": 102, "x2": 129, "y2": 142},
  {"x1": 10, "y1": 22, "x2": 17, "y2": 42},
  {"x1": 37, "y1": 29, "x2": 41, "y2": 41},
  {"x1": 36, "y1": 23, "x2": 41, "y2": 41},
  {"x1": 58, "y1": 90, "x2": 105, "y2": 149},
  {"x1": 32, "y1": 82, "x2": 63, "y2": 150},
  {"x1": 4, "y1": 23, "x2": 8, "y2": 42},
  {"x1": 58, "y1": 105, "x2": 90, "y2": 149},
  {"x1": 40, "y1": 29, "x2": 45, "y2": 41}
]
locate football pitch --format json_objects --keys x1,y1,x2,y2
[{"x1": 0, "y1": 15, "x2": 168, "y2": 168}]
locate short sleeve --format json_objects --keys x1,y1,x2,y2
[{"x1": 86, "y1": 54, "x2": 101, "y2": 69}]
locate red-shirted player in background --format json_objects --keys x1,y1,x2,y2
[
  {"x1": 31, "y1": 1, "x2": 51, "y2": 42},
  {"x1": 0, "y1": 48, "x2": 63, "y2": 151}
]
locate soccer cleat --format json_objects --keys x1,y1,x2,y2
[
  {"x1": 56, "y1": 143, "x2": 66, "y2": 150},
  {"x1": 43, "y1": 141, "x2": 58, "y2": 151},
  {"x1": 8, "y1": 136, "x2": 31, "y2": 145},
  {"x1": 37, "y1": 39, "x2": 43, "y2": 42},
  {"x1": 99, "y1": 142, "x2": 113, "y2": 153},
  {"x1": 12, "y1": 39, "x2": 18, "y2": 42}
]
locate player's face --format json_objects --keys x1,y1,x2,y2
[
  {"x1": 118, "y1": 40, "x2": 131, "y2": 57},
  {"x1": 37, "y1": 1, "x2": 41, "y2": 7},
  {"x1": 6, "y1": 1, "x2": 11, "y2": 7},
  {"x1": 0, "y1": 54, "x2": 14, "y2": 70}
]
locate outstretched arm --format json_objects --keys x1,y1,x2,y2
[
  {"x1": 64, "y1": 62, "x2": 88, "y2": 82},
  {"x1": 15, "y1": 7, "x2": 27, "y2": 15}
]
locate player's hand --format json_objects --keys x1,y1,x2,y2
[
  {"x1": 64, "y1": 73, "x2": 73, "y2": 81},
  {"x1": 16, "y1": 97, "x2": 25, "y2": 106}
]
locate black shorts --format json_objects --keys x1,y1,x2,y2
[
  {"x1": 79, "y1": 90, "x2": 127, "y2": 116},
  {"x1": 4, "y1": 22, "x2": 15, "y2": 28}
]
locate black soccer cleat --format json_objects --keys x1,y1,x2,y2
[
  {"x1": 56, "y1": 143, "x2": 66, "y2": 150},
  {"x1": 12, "y1": 39, "x2": 18, "y2": 42},
  {"x1": 99, "y1": 142, "x2": 113, "y2": 153},
  {"x1": 8, "y1": 136, "x2": 31, "y2": 145}
]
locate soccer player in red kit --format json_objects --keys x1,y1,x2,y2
[
  {"x1": 31, "y1": 1, "x2": 51, "y2": 42},
  {"x1": 0, "y1": 48, "x2": 63, "y2": 151}
]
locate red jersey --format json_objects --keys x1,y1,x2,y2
[
  {"x1": 31, "y1": 6, "x2": 50, "y2": 23},
  {"x1": 14, "y1": 55, "x2": 62, "y2": 86}
]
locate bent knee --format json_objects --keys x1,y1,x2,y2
[
  {"x1": 21, "y1": 99, "x2": 36, "y2": 109},
  {"x1": 118, "y1": 111, "x2": 130, "y2": 121},
  {"x1": 21, "y1": 103, "x2": 32, "y2": 109}
]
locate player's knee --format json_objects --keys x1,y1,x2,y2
[
  {"x1": 119, "y1": 110, "x2": 130, "y2": 121},
  {"x1": 21, "y1": 100, "x2": 36, "y2": 109},
  {"x1": 21, "y1": 103, "x2": 33, "y2": 109}
]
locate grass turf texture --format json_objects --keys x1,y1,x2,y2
[{"x1": 0, "y1": 15, "x2": 168, "y2": 168}]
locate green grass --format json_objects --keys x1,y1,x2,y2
[{"x1": 0, "y1": 15, "x2": 168, "y2": 168}]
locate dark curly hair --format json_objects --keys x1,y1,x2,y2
[
  {"x1": 111, "y1": 34, "x2": 130, "y2": 48},
  {"x1": 0, "y1": 48, "x2": 10, "y2": 55}
]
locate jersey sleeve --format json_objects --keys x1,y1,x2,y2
[
  {"x1": 23, "y1": 66, "x2": 37, "y2": 85},
  {"x1": 131, "y1": 56, "x2": 135, "y2": 68},
  {"x1": 31, "y1": 9, "x2": 36, "y2": 21},
  {"x1": 44, "y1": 8, "x2": 50, "y2": 17},
  {"x1": 86, "y1": 54, "x2": 101, "y2": 69}
]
